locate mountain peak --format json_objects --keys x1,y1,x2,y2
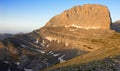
[{"x1": 46, "y1": 4, "x2": 111, "y2": 29}]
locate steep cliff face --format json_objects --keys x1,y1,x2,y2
[{"x1": 46, "y1": 4, "x2": 111, "y2": 29}]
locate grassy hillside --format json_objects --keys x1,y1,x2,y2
[{"x1": 48, "y1": 55, "x2": 120, "y2": 71}]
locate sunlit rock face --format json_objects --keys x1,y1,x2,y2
[{"x1": 46, "y1": 4, "x2": 111, "y2": 29}]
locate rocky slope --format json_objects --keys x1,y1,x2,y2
[
  {"x1": 0, "y1": 4, "x2": 119, "y2": 71},
  {"x1": 43, "y1": 32, "x2": 120, "y2": 71},
  {"x1": 0, "y1": 60, "x2": 24, "y2": 71},
  {"x1": 47, "y1": 55, "x2": 120, "y2": 71}
]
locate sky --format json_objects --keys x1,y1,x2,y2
[{"x1": 0, "y1": 0, "x2": 120, "y2": 34}]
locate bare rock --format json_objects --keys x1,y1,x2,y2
[{"x1": 45, "y1": 4, "x2": 111, "y2": 29}]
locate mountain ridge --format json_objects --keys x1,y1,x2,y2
[{"x1": 0, "y1": 4, "x2": 120, "y2": 71}]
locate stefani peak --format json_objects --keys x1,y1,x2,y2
[{"x1": 45, "y1": 4, "x2": 111, "y2": 29}]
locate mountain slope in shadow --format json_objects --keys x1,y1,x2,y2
[{"x1": 111, "y1": 20, "x2": 120, "y2": 32}]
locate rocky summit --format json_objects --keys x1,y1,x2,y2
[{"x1": 46, "y1": 4, "x2": 111, "y2": 29}]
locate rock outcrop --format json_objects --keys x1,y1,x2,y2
[{"x1": 46, "y1": 4, "x2": 111, "y2": 29}]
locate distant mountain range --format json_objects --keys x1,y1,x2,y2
[
  {"x1": 111, "y1": 20, "x2": 120, "y2": 32},
  {"x1": 0, "y1": 33, "x2": 13, "y2": 41}
]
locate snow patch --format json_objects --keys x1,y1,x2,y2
[
  {"x1": 37, "y1": 50, "x2": 45, "y2": 54},
  {"x1": 3, "y1": 61, "x2": 9, "y2": 63},
  {"x1": 57, "y1": 40, "x2": 60, "y2": 43},
  {"x1": 86, "y1": 27, "x2": 99, "y2": 29},
  {"x1": 41, "y1": 40, "x2": 45, "y2": 47},
  {"x1": 65, "y1": 43, "x2": 68, "y2": 46},
  {"x1": 71, "y1": 24, "x2": 82, "y2": 28},
  {"x1": 58, "y1": 55, "x2": 66, "y2": 63},
  {"x1": 65, "y1": 26, "x2": 69, "y2": 28},
  {"x1": 42, "y1": 40, "x2": 45, "y2": 44},
  {"x1": 49, "y1": 51, "x2": 59, "y2": 56},
  {"x1": 46, "y1": 44, "x2": 49, "y2": 48},
  {"x1": 16, "y1": 62, "x2": 20, "y2": 65},
  {"x1": 49, "y1": 51, "x2": 53, "y2": 54},
  {"x1": 71, "y1": 24, "x2": 100, "y2": 29},
  {"x1": 45, "y1": 37, "x2": 57, "y2": 41},
  {"x1": 29, "y1": 47, "x2": 45, "y2": 54},
  {"x1": 24, "y1": 68, "x2": 33, "y2": 71},
  {"x1": 41, "y1": 43, "x2": 45, "y2": 47},
  {"x1": 53, "y1": 54, "x2": 59, "y2": 57},
  {"x1": 21, "y1": 44, "x2": 27, "y2": 48},
  {"x1": 34, "y1": 38, "x2": 39, "y2": 44},
  {"x1": 69, "y1": 29, "x2": 74, "y2": 31}
]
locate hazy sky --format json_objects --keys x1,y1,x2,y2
[{"x1": 0, "y1": 0, "x2": 120, "y2": 34}]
